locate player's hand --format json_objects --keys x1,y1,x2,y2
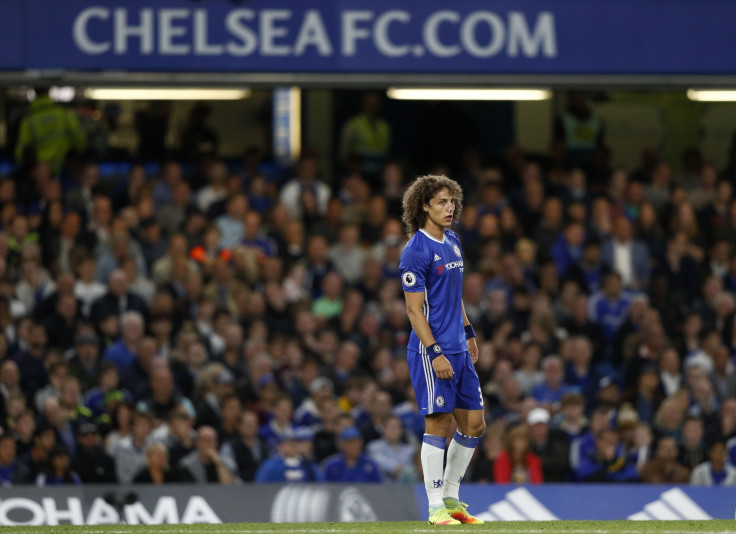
[
  {"x1": 432, "y1": 355, "x2": 454, "y2": 380},
  {"x1": 467, "y1": 337, "x2": 479, "y2": 364}
]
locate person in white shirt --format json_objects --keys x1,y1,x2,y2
[
  {"x1": 278, "y1": 155, "x2": 331, "y2": 220},
  {"x1": 196, "y1": 160, "x2": 229, "y2": 214}
]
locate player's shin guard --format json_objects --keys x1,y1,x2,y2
[
  {"x1": 443, "y1": 431, "x2": 480, "y2": 502},
  {"x1": 421, "y1": 434, "x2": 447, "y2": 510}
]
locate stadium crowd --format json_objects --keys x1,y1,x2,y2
[{"x1": 0, "y1": 90, "x2": 736, "y2": 487}]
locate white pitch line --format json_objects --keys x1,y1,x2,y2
[{"x1": 34, "y1": 525, "x2": 733, "y2": 534}]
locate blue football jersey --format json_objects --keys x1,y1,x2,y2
[{"x1": 400, "y1": 229, "x2": 465, "y2": 354}]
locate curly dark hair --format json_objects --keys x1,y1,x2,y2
[{"x1": 401, "y1": 175, "x2": 464, "y2": 235}]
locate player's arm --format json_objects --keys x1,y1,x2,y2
[
  {"x1": 461, "y1": 301, "x2": 479, "y2": 364},
  {"x1": 404, "y1": 291, "x2": 453, "y2": 380}
]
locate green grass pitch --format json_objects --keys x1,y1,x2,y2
[{"x1": 2, "y1": 520, "x2": 735, "y2": 534}]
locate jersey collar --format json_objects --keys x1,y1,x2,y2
[{"x1": 419, "y1": 228, "x2": 446, "y2": 244}]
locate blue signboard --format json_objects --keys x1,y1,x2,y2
[
  {"x1": 415, "y1": 484, "x2": 736, "y2": 521},
  {"x1": 2, "y1": 0, "x2": 736, "y2": 75}
]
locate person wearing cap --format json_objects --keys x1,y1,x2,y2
[
  {"x1": 527, "y1": 407, "x2": 570, "y2": 482},
  {"x1": 71, "y1": 422, "x2": 116, "y2": 483},
  {"x1": 255, "y1": 427, "x2": 322, "y2": 483},
  {"x1": 321, "y1": 426, "x2": 382, "y2": 483}
]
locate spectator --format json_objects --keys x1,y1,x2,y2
[
  {"x1": 366, "y1": 415, "x2": 419, "y2": 482},
  {"x1": 133, "y1": 442, "x2": 185, "y2": 484},
  {"x1": 577, "y1": 427, "x2": 638, "y2": 482},
  {"x1": 493, "y1": 425, "x2": 543, "y2": 484},
  {"x1": 255, "y1": 428, "x2": 321, "y2": 483},
  {"x1": 639, "y1": 436, "x2": 690, "y2": 483},
  {"x1": 532, "y1": 355, "x2": 569, "y2": 415},
  {"x1": 279, "y1": 155, "x2": 331, "y2": 220},
  {"x1": 113, "y1": 410, "x2": 153, "y2": 483},
  {"x1": 91, "y1": 271, "x2": 148, "y2": 322},
  {"x1": 67, "y1": 332, "x2": 101, "y2": 393},
  {"x1": 259, "y1": 393, "x2": 295, "y2": 455},
  {"x1": 527, "y1": 407, "x2": 570, "y2": 482},
  {"x1": 680, "y1": 416, "x2": 707, "y2": 471},
  {"x1": 71, "y1": 422, "x2": 116, "y2": 483},
  {"x1": 322, "y1": 426, "x2": 382, "y2": 482},
  {"x1": 178, "y1": 426, "x2": 238, "y2": 484},
  {"x1": 35, "y1": 445, "x2": 81, "y2": 486},
  {"x1": 470, "y1": 430, "x2": 504, "y2": 483},
  {"x1": 104, "y1": 402, "x2": 133, "y2": 455},
  {"x1": 221, "y1": 410, "x2": 269, "y2": 482},
  {"x1": 141, "y1": 364, "x2": 194, "y2": 425},
  {"x1": 0, "y1": 434, "x2": 32, "y2": 485},
  {"x1": 690, "y1": 439, "x2": 736, "y2": 486},
  {"x1": 601, "y1": 216, "x2": 650, "y2": 290},
  {"x1": 102, "y1": 311, "x2": 144, "y2": 373}
]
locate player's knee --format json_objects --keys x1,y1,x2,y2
[{"x1": 469, "y1": 419, "x2": 486, "y2": 438}]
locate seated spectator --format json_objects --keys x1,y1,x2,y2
[
  {"x1": 470, "y1": 429, "x2": 504, "y2": 483},
  {"x1": 133, "y1": 442, "x2": 185, "y2": 484},
  {"x1": 71, "y1": 422, "x2": 116, "y2": 484},
  {"x1": 639, "y1": 436, "x2": 689, "y2": 483},
  {"x1": 554, "y1": 391, "x2": 588, "y2": 440},
  {"x1": 366, "y1": 415, "x2": 418, "y2": 482},
  {"x1": 178, "y1": 426, "x2": 237, "y2": 484},
  {"x1": 577, "y1": 427, "x2": 638, "y2": 482},
  {"x1": 358, "y1": 390, "x2": 394, "y2": 444},
  {"x1": 527, "y1": 407, "x2": 570, "y2": 482},
  {"x1": 105, "y1": 402, "x2": 133, "y2": 456},
  {"x1": 259, "y1": 393, "x2": 295, "y2": 455},
  {"x1": 21, "y1": 425, "x2": 56, "y2": 481},
  {"x1": 102, "y1": 311, "x2": 144, "y2": 373},
  {"x1": 295, "y1": 377, "x2": 334, "y2": 430},
  {"x1": 493, "y1": 425, "x2": 543, "y2": 484},
  {"x1": 680, "y1": 415, "x2": 707, "y2": 470},
  {"x1": 74, "y1": 256, "x2": 106, "y2": 318},
  {"x1": 221, "y1": 410, "x2": 269, "y2": 482},
  {"x1": 90, "y1": 269, "x2": 148, "y2": 321},
  {"x1": 140, "y1": 364, "x2": 194, "y2": 426},
  {"x1": 322, "y1": 426, "x2": 382, "y2": 482},
  {"x1": 113, "y1": 410, "x2": 153, "y2": 483},
  {"x1": 531, "y1": 355, "x2": 569, "y2": 415},
  {"x1": 0, "y1": 434, "x2": 32, "y2": 485},
  {"x1": 255, "y1": 429, "x2": 321, "y2": 483},
  {"x1": 601, "y1": 216, "x2": 650, "y2": 290},
  {"x1": 36, "y1": 445, "x2": 81, "y2": 486},
  {"x1": 587, "y1": 272, "x2": 632, "y2": 363},
  {"x1": 67, "y1": 331, "x2": 102, "y2": 394},
  {"x1": 150, "y1": 404, "x2": 196, "y2": 468},
  {"x1": 514, "y1": 342, "x2": 544, "y2": 396},
  {"x1": 690, "y1": 439, "x2": 736, "y2": 486}
]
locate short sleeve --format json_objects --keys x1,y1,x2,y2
[{"x1": 399, "y1": 245, "x2": 428, "y2": 293}]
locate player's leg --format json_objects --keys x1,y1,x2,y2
[
  {"x1": 443, "y1": 352, "x2": 486, "y2": 524},
  {"x1": 423, "y1": 413, "x2": 459, "y2": 525},
  {"x1": 407, "y1": 348, "x2": 461, "y2": 524}
]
